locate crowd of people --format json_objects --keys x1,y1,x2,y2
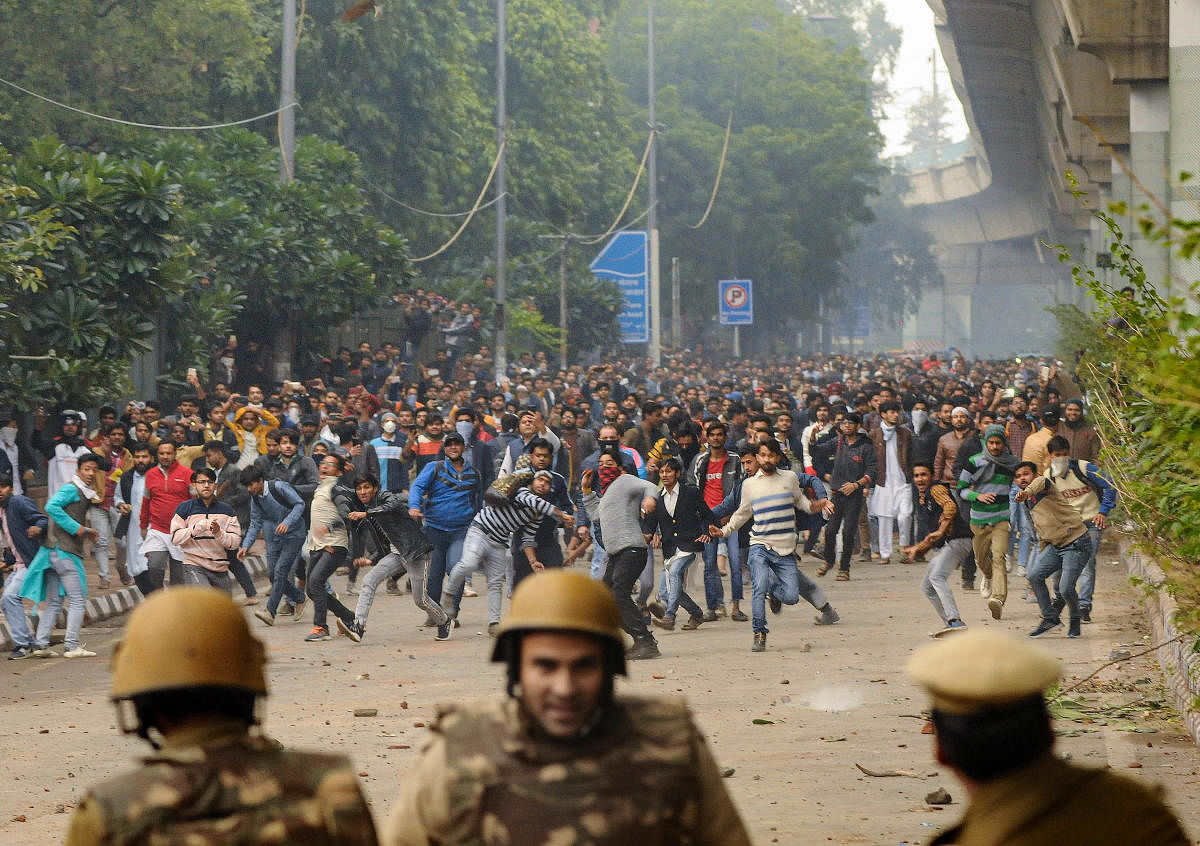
[{"x1": 1, "y1": 304, "x2": 1117, "y2": 661}]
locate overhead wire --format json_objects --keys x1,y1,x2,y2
[
  {"x1": 410, "y1": 139, "x2": 506, "y2": 263},
  {"x1": 0, "y1": 76, "x2": 297, "y2": 131},
  {"x1": 578, "y1": 130, "x2": 656, "y2": 245},
  {"x1": 364, "y1": 177, "x2": 508, "y2": 218},
  {"x1": 689, "y1": 111, "x2": 732, "y2": 229}
]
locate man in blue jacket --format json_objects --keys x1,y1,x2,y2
[
  {"x1": 237, "y1": 466, "x2": 308, "y2": 626},
  {"x1": 1, "y1": 472, "x2": 50, "y2": 659},
  {"x1": 408, "y1": 431, "x2": 479, "y2": 610}
]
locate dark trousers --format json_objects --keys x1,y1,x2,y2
[
  {"x1": 226, "y1": 549, "x2": 257, "y2": 597},
  {"x1": 306, "y1": 547, "x2": 355, "y2": 630},
  {"x1": 961, "y1": 549, "x2": 977, "y2": 586},
  {"x1": 603, "y1": 546, "x2": 653, "y2": 642},
  {"x1": 512, "y1": 541, "x2": 564, "y2": 589},
  {"x1": 133, "y1": 569, "x2": 161, "y2": 596},
  {"x1": 823, "y1": 490, "x2": 865, "y2": 570}
]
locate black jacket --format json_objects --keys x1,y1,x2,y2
[
  {"x1": 348, "y1": 490, "x2": 433, "y2": 561},
  {"x1": 654, "y1": 483, "x2": 715, "y2": 556},
  {"x1": 830, "y1": 431, "x2": 879, "y2": 490}
]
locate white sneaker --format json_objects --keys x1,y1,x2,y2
[
  {"x1": 63, "y1": 645, "x2": 97, "y2": 658},
  {"x1": 979, "y1": 577, "x2": 991, "y2": 598}
]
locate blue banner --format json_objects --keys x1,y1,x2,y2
[{"x1": 590, "y1": 231, "x2": 648, "y2": 344}]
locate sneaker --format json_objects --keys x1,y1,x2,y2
[
  {"x1": 435, "y1": 621, "x2": 452, "y2": 641},
  {"x1": 652, "y1": 616, "x2": 676, "y2": 631},
  {"x1": 30, "y1": 648, "x2": 58, "y2": 658},
  {"x1": 645, "y1": 599, "x2": 667, "y2": 620},
  {"x1": 63, "y1": 645, "x2": 97, "y2": 658},
  {"x1": 254, "y1": 608, "x2": 275, "y2": 627},
  {"x1": 627, "y1": 639, "x2": 661, "y2": 660},
  {"x1": 716, "y1": 603, "x2": 728, "y2": 619},
  {"x1": 934, "y1": 620, "x2": 967, "y2": 637},
  {"x1": 241, "y1": 596, "x2": 260, "y2": 606},
  {"x1": 8, "y1": 646, "x2": 32, "y2": 660},
  {"x1": 98, "y1": 577, "x2": 111, "y2": 590},
  {"x1": 1017, "y1": 565, "x2": 1026, "y2": 578},
  {"x1": 291, "y1": 596, "x2": 308, "y2": 622},
  {"x1": 835, "y1": 569, "x2": 850, "y2": 581},
  {"x1": 681, "y1": 614, "x2": 704, "y2": 630},
  {"x1": 1080, "y1": 606, "x2": 1092, "y2": 623},
  {"x1": 463, "y1": 585, "x2": 478, "y2": 598},
  {"x1": 304, "y1": 626, "x2": 331, "y2": 642},
  {"x1": 701, "y1": 611, "x2": 718, "y2": 623},
  {"x1": 1029, "y1": 618, "x2": 1062, "y2": 638},
  {"x1": 1050, "y1": 596, "x2": 1066, "y2": 618},
  {"x1": 487, "y1": 622, "x2": 500, "y2": 637},
  {"x1": 814, "y1": 605, "x2": 840, "y2": 626},
  {"x1": 730, "y1": 609, "x2": 749, "y2": 622},
  {"x1": 336, "y1": 618, "x2": 364, "y2": 643},
  {"x1": 962, "y1": 580, "x2": 976, "y2": 591},
  {"x1": 278, "y1": 601, "x2": 294, "y2": 616},
  {"x1": 386, "y1": 579, "x2": 401, "y2": 595},
  {"x1": 979, "y1": 577, "x2": 991, "y2": 598},
  {"x1": 988, "y1": 596, "x2": 1004, "y2": 620},
  {"x1": 1067, "y1": 617, "x2": 1082, "y2": 638},
  {"x1": 345, "y1": 584, "x2": 360, "y2": 596},
  {"x1": 751, "y1": 632, "x2": 767, "y2": 653}
]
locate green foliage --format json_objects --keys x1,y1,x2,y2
[
  {"x1": 0, "y1": 140, "x2": 184, "y2": 408},
  {"x1": 1049, "y1": 173, "x2": 1200, "y2": 635},
  {"x1": 903, "y1": 88, "x2": 952, "y2": 154},
  {"x1": 608, "y1": 0, "x2": 884, "y2": 341}
]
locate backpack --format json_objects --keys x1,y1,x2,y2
[{"x1": 484, "y1": 454, "x2": 534, "y2": 508}]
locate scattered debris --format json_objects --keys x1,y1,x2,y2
[
  {"x1": 924, "y1": 787, "x2": 952, "y2": 805},
  {"x1": 1128, "y1": 762, "x2": 1143, "y2": 768},
  {"x1": 356, "y1": 673, "x2": 370, "y2": 680},
  {"x1": 855, "y1": 763, "x2": 922, "y2": 779},
  {"x1": 752, "y1": 718, "x2": 775, "y2": 725},
  {"x1": 353, "y1": 708, "x2": 378, "y2": 717},
  {"x1": 721, "y1": 768, "x2": 735, "y2": 778}
]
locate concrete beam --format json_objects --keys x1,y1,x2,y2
[{"x1": 1060, "y1": 0, "x2": 1169, "y2": 83}]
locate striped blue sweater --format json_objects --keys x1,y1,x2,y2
[{"x1": 719, "y1": 469, "x2": 812, "y2": 556}]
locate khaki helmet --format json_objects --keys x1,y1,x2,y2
[
  {"x1": 492, "y1": 570, "x2": 626, "y2": 676},
  {"x1": 111, "y1": 587, "x2": 268, "y2": 701}
]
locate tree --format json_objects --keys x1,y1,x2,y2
[
  {"x1": 903, "y1": 88, "x2": 952, "y2": 155},
  {"x1": 608, "y1": 0, "x2": 885, "y2": 344}
]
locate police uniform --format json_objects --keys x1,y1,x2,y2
[
  {"x1": 382, "y1": 570, "x2": 751, "y2": 846},
  {"x1": 908, "y1": 630, "x2": 1188, "y2": 846},
  {"x1": 65, "y1": 586, "x2": 378, "y2": 846}
]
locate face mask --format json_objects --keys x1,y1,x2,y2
[
  {"x1": 455, "y1": 421, "x2": 474, "y2": 440},
  {"x1": 911, "y1": 409, "x2": 929, "y2": 431},
  {"x1": 0, "y1": 426, "x2": 15, "y2": 448},
  {"x1": 1050, "y1": 457, "x2": 1070, "y2": 476},
  {"x1": 382, "y1": 420, "x2": 397, "y2": 434},
  {"x1": 287, "y1": 406, "x2": 301, "y2": 423}
]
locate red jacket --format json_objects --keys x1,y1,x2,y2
[{"x1": 140, "y1": 461, "x2": 193, "y2": 532}]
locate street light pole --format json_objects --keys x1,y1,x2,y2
[
  {"x1": 279, "y1": 0, "x2": 296, "y2": 184},
  {"x1": 647, "y1": 0, "x2": 661, "y2": 367},
  {"x1": 494, "y1": 0, "x2": 508, "y2": 383}
]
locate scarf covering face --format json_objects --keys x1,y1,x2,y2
[
  {"x1": 598, "y1": 465, "x2": 621, "y2": 495},
  {"x1": 968, "y1": 426, "x2": 1020, "y2": 488},
  {"x1": 880, "y1": 422, "x2": 896, "y2": 443},
  {"x1": 72, "y1": 473, "x2": 102, "y2": 504}
]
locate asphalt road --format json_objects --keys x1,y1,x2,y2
[{"x1": 4, "y1": 549, "x2": 1199, "y2": 845}]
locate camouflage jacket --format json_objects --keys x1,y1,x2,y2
[
  {"x1": 65, "y1": 720, "x2": 378, "y2": 846},
  {"x1": 381, "y1": 695, "x2": 750, "y2": 846}
]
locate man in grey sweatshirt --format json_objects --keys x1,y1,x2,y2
[{"x1": 581, "y1": 452, "x2": 661, "y2": 659}]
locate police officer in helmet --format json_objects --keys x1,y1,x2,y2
[
  {"x1": 66, "y1": 587, "x2": 378, "y2": 845},
  {"x1": 382, "y1": 569, "x2": 751, "y2": 846}
]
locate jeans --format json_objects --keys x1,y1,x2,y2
[
  {"x1": 824, "y1": 490, "x2": 865, "y2": 570},
  {"x1": 699, "y1": 540, "x2": 727, "y2": 611},
  {"x1": 604, "y1": 546, "x2": 653, "y2": 641},
  {"x1": 181, "y1": 565, "x2": 232, "y2": 592},
  {"x1": 264, "y1": 534, "x2": 306, "y2": 615},
  {"x1": 36, "y1": 551, "x2": 86, "y2": 651},
  {"x1": 971, "y1": 521, "x2": 1009, "y2": 604},
  {"x1": 660, "y1": 551, "x2": 702, "y2": 620},
  {"x1": 1, "y1": 568, "x2": 32, "y2": 648},
  {"x1": 590, "y1": 539, "x2": 608, "y2": 579},
  {"x1": 1007, "y1": 488, "x2": 1037, "y2": 571},
  {"x1": 445, "y1": 526, "x2": 510, "y2": 624},
  {"x1": 1028, "y1": 534, "x2": 1091, "y2": 621},
  {"x1": 423, "y1": 525, "x2": 468, "y2": 604},
  {"x1": 226, "y1": 549, "x2": 257, "y2": 598},
  {"x1": 1079, "y1": 522, "x2": 1103, "y2": 609},
  {"x1": 746, "y1": 545, "x2": 827, "y2": 635},
  {"x1": 306, "y1": 547, "x2": 355, "y2": 630},
  {"x1": 921, "y1": 537, "x2": 973, "y2": 624},
  {"x1": 87, "y1": 505, "x2": 118, "y2": 580},
  {"x1": 355, "y1": 551, "x2": 448, "y2": 627}
]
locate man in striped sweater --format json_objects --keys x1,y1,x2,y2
[
  {"x1": 443, "y1": 470, "x2": 572, "y2": 637},
  {"x1": 711, "y1": 439, "x2": 838, "y2": 653},
  {"x1": 957, "y1": 424, "x2": 1019, "y2": 621}
]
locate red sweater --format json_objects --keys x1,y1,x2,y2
[{"x1": 140, "y1": 462, "x2": 193, "y2": 532}]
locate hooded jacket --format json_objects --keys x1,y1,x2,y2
[{"x1": 230, "y1": 407, "x2": 281, "y2": 456}]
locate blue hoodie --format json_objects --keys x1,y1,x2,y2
[{"x1": 408, "y1": 458, "x2": 479, "y2": 532}]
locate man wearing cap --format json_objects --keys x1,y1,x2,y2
[
  {"x1": 1057, "y1": 398, "x2": 1100, "y2": 463},
  {"x1": 908, "y1": 629, "x2": 1187, "y2": 845},
  {"x1": 33, "y1": 409, "x2": 92, "y2": 497},
  {"x1": 65, "y1": 587, "x2": 378, "y2": 845},
  {"x1": 957, "y1": 424, "x2": 1018, "y2": 620},
  {"x1": 381, "y1": 570, "x2": 751, "y2": 846}
]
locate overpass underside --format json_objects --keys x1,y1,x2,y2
[{"x1": 903, "y1": 0, "x2": 1196, "y2": 358}]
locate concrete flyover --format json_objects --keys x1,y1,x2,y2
[{"x1": 902, "y1": 0, "x2": 1195, "y2": 357}]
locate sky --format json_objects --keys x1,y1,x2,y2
[{"x1": 877, "y1": 0, "x2": 970, "y2": 158}]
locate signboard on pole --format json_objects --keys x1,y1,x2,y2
[
  {"x1": 718, "y1": 279, "x2": 753, "y2": 325},
  {"x1": 590, "y1": 231, "x2": 649, "y2": 344}
]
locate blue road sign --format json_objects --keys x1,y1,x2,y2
[
  {"x1": 718, "y1": 279, "x2": 753, "y2": 326},
  {"x1": 590, "y1": 231, "x2": 648, "y2": 344}
]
